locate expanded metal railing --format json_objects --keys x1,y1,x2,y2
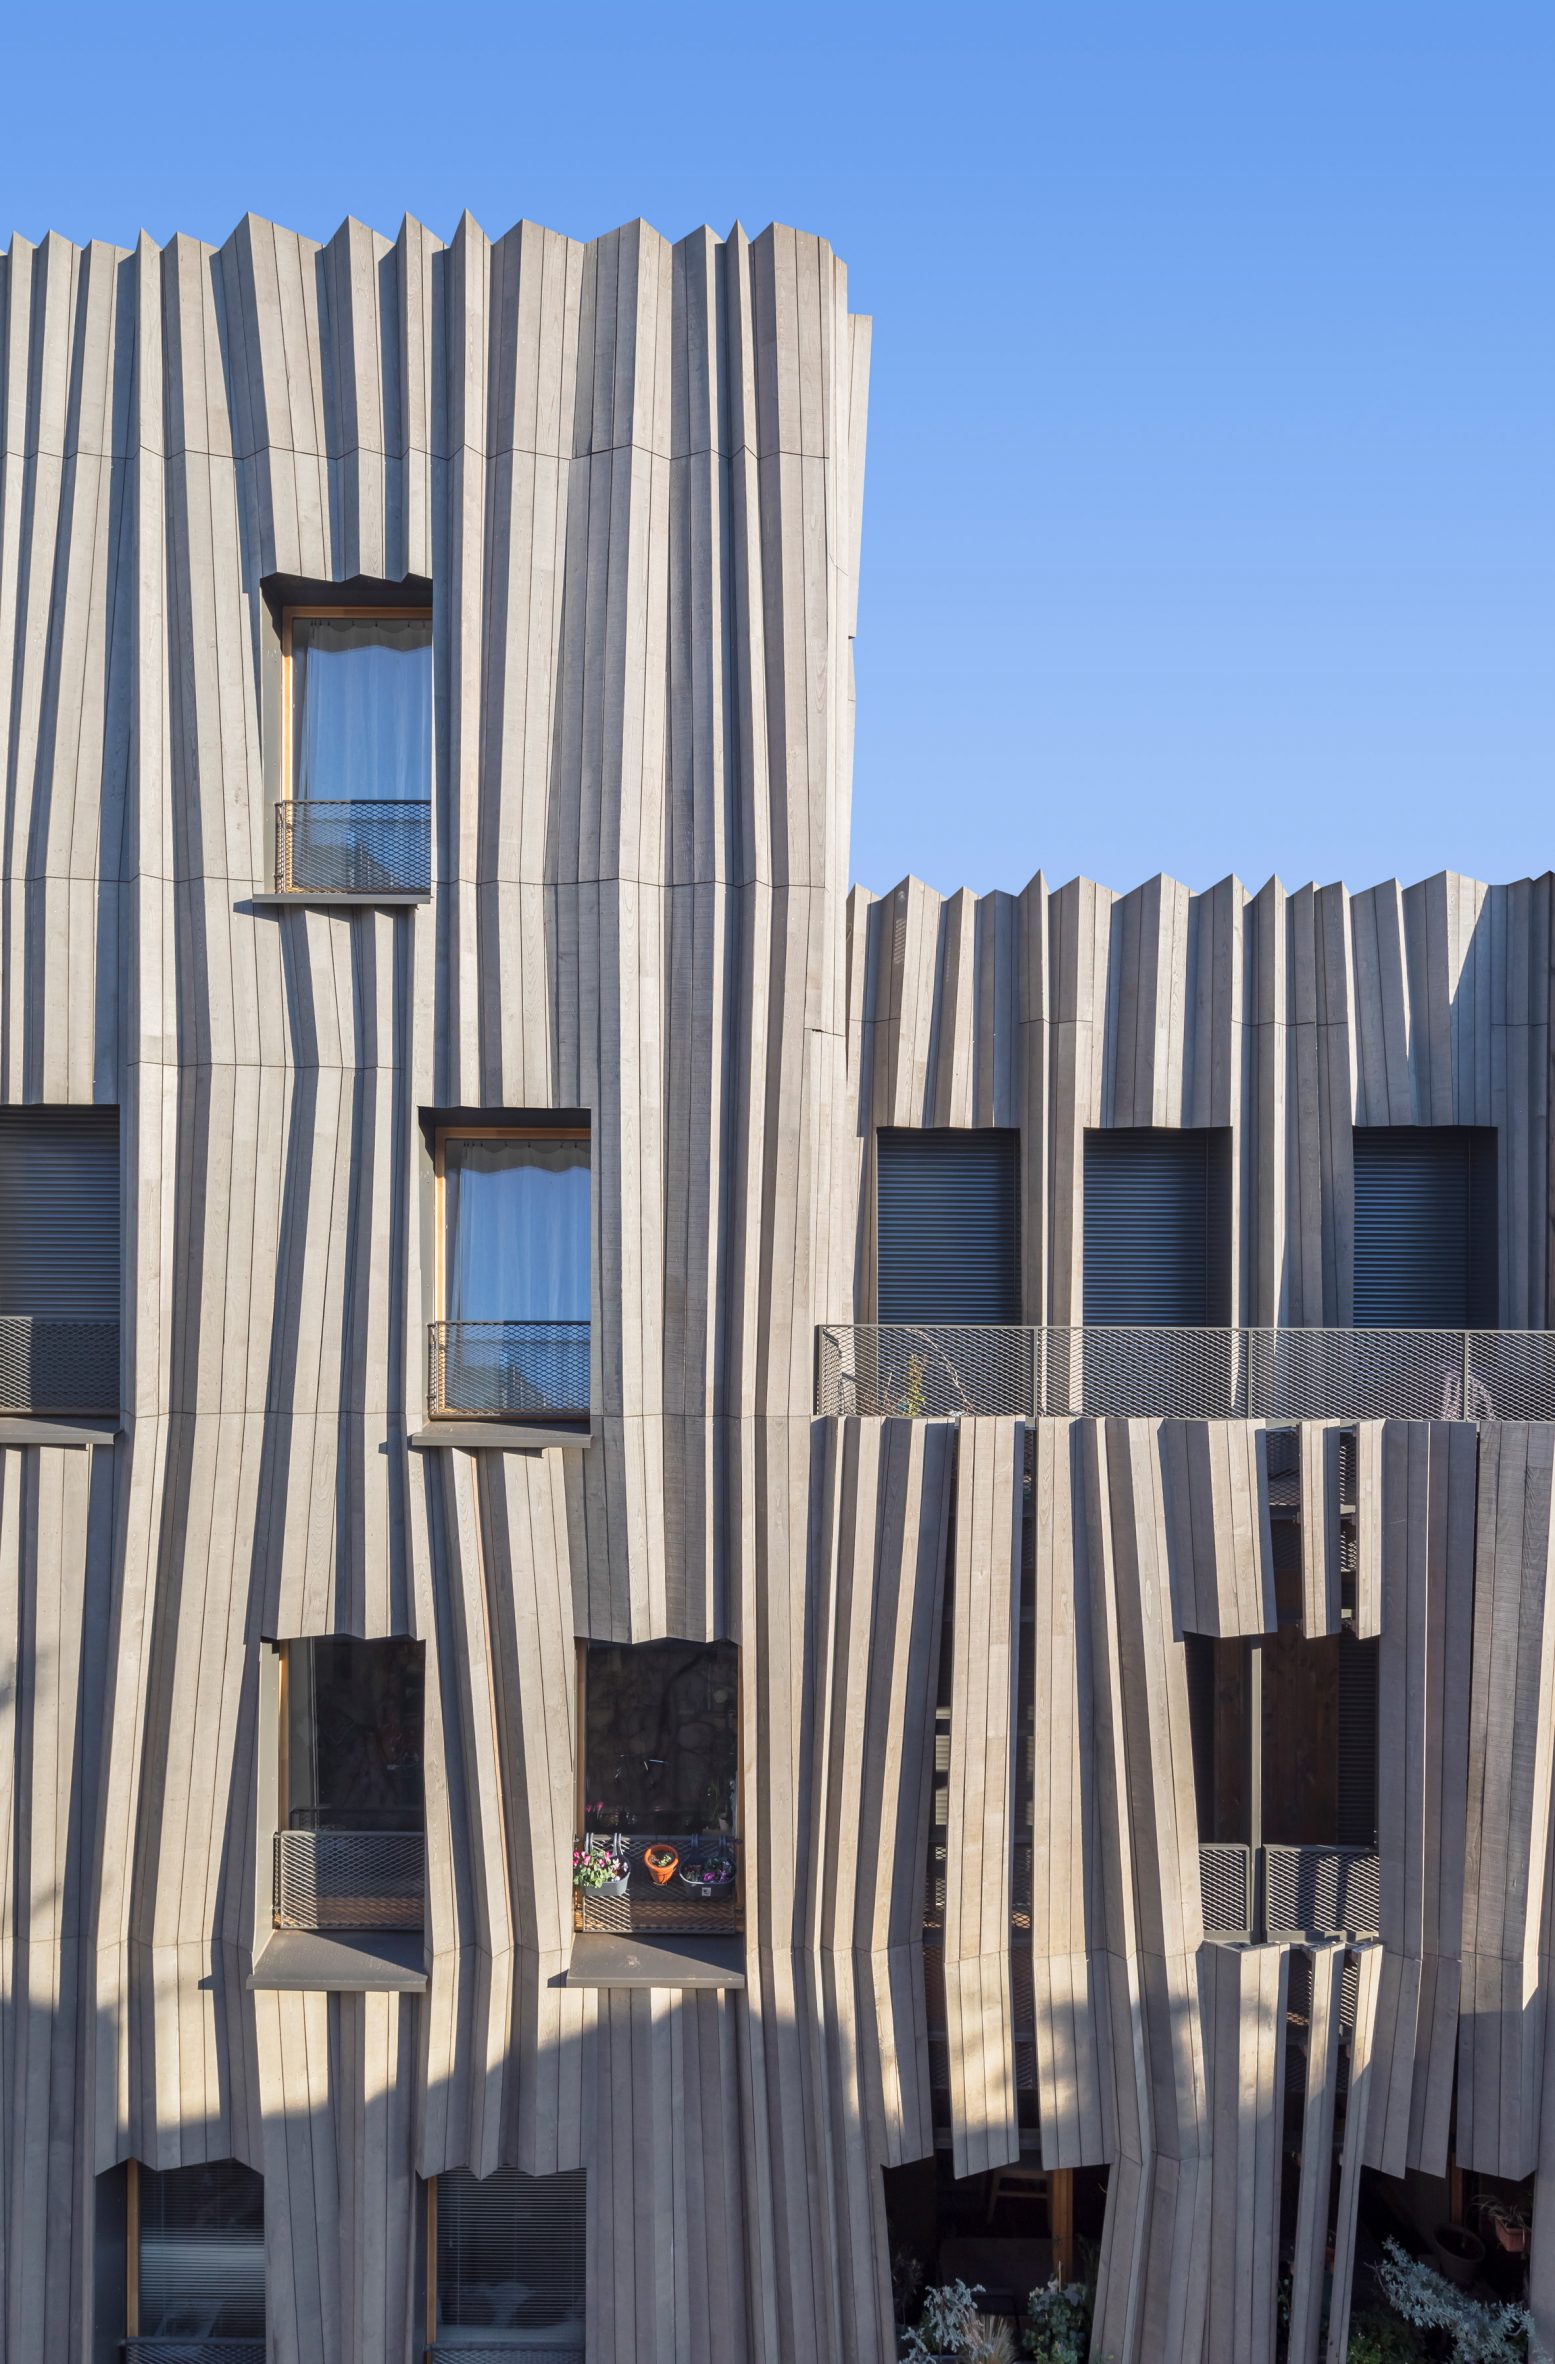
[
  {"x1": 427, "y1": 2349, "x2": 583, "y2": 2364},
  {"x1": 125, "y1": 2345, "x2": 266, "y2": 2363},
  {"x1": 428, "y1": 1320, "x2": 590, "y2": 1419},
  {"x1": 817, "y1": 1323, "x2": 1552, "y2": 1422},
  {"x1": 1263, "y1": 1844, "x2": 1381, "y2": 1941},
  {"x1": 272, "y1": 1829, "x2": 425, "y2": 1932},
  {"x1": 1199, "y1": 1843, "x2": 1380, "y2": 1943},
  {"x1": 573, "y1": 1832, "x2": 742, "y2": 1936},
  {"x1": 275, "y1": 798, "x2": 431, "y2": 895},
  {"x1": 0, "y1": 1314, "x2": 119, "y2": 1413}
]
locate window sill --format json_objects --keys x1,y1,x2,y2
[
  {"x1": 0, "y1": 1415, "x2": 121, "y2": 1446},
  {"x1": 247, "y1": 890, "x2": 431, "y2": 908},
  {"x1": 565, "y1": 1932, "x2": 745, "y2": 1990},
  {"x1": 409, "y1": 1419, "x2": 595, "y2": 1452},
  {"x1": 247, "y1": 1929, "x2": 427, "y2": 1991}
]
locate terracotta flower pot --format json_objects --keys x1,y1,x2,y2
[
  {"x1": 644, "y1": 1845, "x2": 680, "y2": 1886},
  {"x1": 1431, "y1": 2222, "x2": 1484, "y2": 2287},
  {"x1": 1494, "y1": 2219, "x2": 1529, "y2": 2256}
]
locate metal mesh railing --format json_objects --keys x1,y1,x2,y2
[
  {"x1": 816, "y1": 1324, "x2": 1555, "y2": 1421},
  {"x1": 573, "y1": 1832, "x2": 742, "y2": 1935},
  {"x1": 428, "y1": 2349, "x2": 583, "y2": 2363},
  {"x1": 428, "y1": 1320, "x2": 590, "y2": 1419},
  {"x1": 0, "y1": 1314, "x2": 119, "y2": 1412},
  {"x1": 272, "y1": 1829, "x2": 424, "y2": 1931},
  {"x1": 1263, "y1": 1845, "x2": 1380, "y2": 1941},
  {"x1": 125, "y1": 2346, "x2": 265, "y2": 2364},
  {"x1": 276, "y1": 798, "x2": 431, "y2": 895},
  {"x1": 1200, "y1": 1844, "x2": 1252, "y2": 1936}
]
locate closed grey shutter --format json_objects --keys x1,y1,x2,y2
[
  {"x1": 0, "y1": 1107, "x2": 119, "y2": 1315},
  {"x1": 1337, "y1": 1634, "x2": 1378, "y2": 1849},
  {"x1": 138, "y1": 2161, "x2": 265, "y2": 2339},
  {"x1": 1353, "y1": 1128, "x2": 1497, "y2": 1327},
  {"x1": 876, "y1": 1130, "x2": 1020, "y2": 1323},
  {"x1": 1083, "y1": 1129, "x2": 1230, "y2": 1325},
  {"x1": 437, "y1": 2167, "x2": 586, "y2": 2345}
]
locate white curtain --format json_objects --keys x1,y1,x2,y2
[
  {"x1": 445, "y1": 1138, "x2": 591, "y2": 1323},
  {"x1": 292, "y1": 616, "x2": 431, "y2": 801}
]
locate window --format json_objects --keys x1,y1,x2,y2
[
  {"x1": 876, "y1": 1129, "x2": 1021, "y2": 1323},
  {"x1": 1082, "y1": 1128, "x2": 1232, "y2": 1326},
  {"x1": 274, "y1": 1638, "x2": 425, "y2": 1934},
  {"x1": 431, "y1": 1125, "x2": 591, "y2": 1419},
  {"x1": 1352, "y1": 1127, "x2": 1497, "y2": 1328},
  {"x1": 128, "y1": 2160, "x2": 264, "y2": 2353},
  {"x1": 278, "y1": 607, "x2": 432, "y2": 893},
  {"x1": 0, "y1": 1106, "x2": 119, "y2": 1414},
  {"x1": 576, "y1": 1641, "x2": 740, "y2": 1934},
  {"x1": 430, "y1": 2169, "x2": 586, "y2": 2356}
]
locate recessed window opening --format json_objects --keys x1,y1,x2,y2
[
  {"x1": 575, "y1": 1641, "x2": 740, "y2": 1935},
  {"x1": 432, "y1": 1125, "x2": 591, "y2": 1420},
  {"x1": 128, "y1": 2159, "x2": 265, "y2": 2354},
  {"x1": 876, "y1": 1129, "x2": 1021, "y2": 1326},
  {"x1": 1352, "y1": 1127, "x2": 1497, "y2": 1329},
  {"x1": 429, "y1": 2168, "x2": 586, "y2": 2357},
  {"x1": 0, "y1": 1106, "x2": 120, "y2": 1415},
  {"x1": 278, "y1": 605, "x2": 432, "y2": 894},
  {"x1": 1082, "y1": 1128, "x2": 1232, "y2": 1327},
  {"x1": 274, "y1": 1638, "x2": 425, "y2": 1936}
]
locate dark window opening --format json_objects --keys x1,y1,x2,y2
[
  {"x1": 882, "y1": 2158, "x2": 1108, "y2": 2337},
  {"x1": 1352, "y1": 1126, "x2": 1497, "y2": 1329},
  {"x1": 876, "y1": 1129, "x2": 1021, "y2": 1324},
  {"x1": 285, "y1": 1637, "x2": 424, "y2": 1831},
  {"x1": 432, "y1": 2168, "x2": 586, "y2": 2354},
  {"x1": 576, "y1": 1641, "x2": 741, "y2": 1935},
  {"x1": 0, "y1": 1106, "x2": 120, "y2": 1414},
  {"x1": 1083, "y1": 1127, "x2": 1232, "y2": 1326},
  {"x1": 132, "y1": 2160, "x2": 264, "y2": 2345}
]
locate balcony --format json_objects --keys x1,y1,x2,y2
[
  {"x1": 272, "y1": 1818, "x2": 425, "y2": 1934},
  {"x1": 816, "y1": 1323, "x2": 1553, "y2": 1422},
  {"x1": 0, "y1": 1314, "x2": 119, "y2": 1414},
  {"x1": 574, "y1": 1833, "x2": 743, "y2": 1936},
  {"x1": 274, "y1": 797, "x2": 431, "y2": 896},
  {"x1": 1199, "y1": 1843, "x2": 1380, "y2": 1943},
  {"x1": 427, "y1": 1319, "x2": 590, "y2": 1420},
  {"x1": 125, "y1": 2343, "x2": 265, "y2": 2363}
]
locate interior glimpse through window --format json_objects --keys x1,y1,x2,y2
[
  {"x1": 433, "y1": 2167, "x2": 586, "y2": 2352},
  {"x1": 136, "y1": 2160, "x2": 265, "y2": 2342},
  {"x1": 290, "y1": 614, "x2": 431, "y2": 801},
  {"x1": 285, "y1": 1637, "x2": 424, "y2": 1831}
]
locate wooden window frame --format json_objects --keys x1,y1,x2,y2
[{"x1": 280, "y1": 604, "x2": 433, "y2": 802}]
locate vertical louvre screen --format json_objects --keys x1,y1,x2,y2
[
  {"x1": 876, "y1": 1129, "x2": 1020, "y2": 1323},
  {"x1": 138, "y1": 2161, "x2": 265, "y2": 2338},
  {"x1": 1083, "y1": 1129, "x2": 1230, "y2": 1325},
  {"x1": 1337, "y1": 1633, "x2": 1379, "y2": 1849},
  {"x1": 436, "y1": 2167, "x2": 587, "y2": 2348},
  {"x1": 1352, "y1": 1127, "x2": 1497, "y2": 1328},
  {"x1": 0, "y1": 1107, "x2": 119, "y2": 1315}
]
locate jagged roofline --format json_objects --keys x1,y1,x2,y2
[
  {"x1": 851, "y1": 864, "x2": 1555, "y2": 902},
  {"x1": 0, "y1": 208, "x2": 853, "y2": 264}
]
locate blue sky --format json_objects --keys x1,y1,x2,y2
[{"x1": 3, "y1": 2, "x2": 1551, "y2": 898}]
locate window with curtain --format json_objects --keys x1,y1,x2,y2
[
  {"x1": 434, "y1": 2167, "x2": 586, "y2": 2352},
  {"x1": 136, "y1": 2160, "x2": 265, "y2": 2341},
  {"x1": 289, "y1": 613, "x2": 431, "y2": 801},
  {"x1": 443, "y1": 1134, "x2": 591, "y2": 1324}
]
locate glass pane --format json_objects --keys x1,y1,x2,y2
[
  {"x1": 444, "y1": 1137, "x2": 590, "y2": 1323},
  {"x1": 291, "y1": 615, "x2": 431, "y2": 801},
  {"x1": 582, "y1": 1642, "x2": 738, "y2": 1836},
  {"x1": 287, "y1": 1638, "x2": 424, "y2": 1827},
  {"x1": 139, "y1": 2161, "x2": 265, "y2": 2338},
  {"x1": 436, "y1": 2167, "x2": 586, "y2": 2347}
]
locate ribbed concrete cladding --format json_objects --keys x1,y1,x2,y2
[{"x1": 2, "y1": 195, "x2": 1555, "y2": 2364}]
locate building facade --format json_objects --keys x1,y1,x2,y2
[{"x1": 0, "y1": 206, "x2": 1553, "y2": 2362}]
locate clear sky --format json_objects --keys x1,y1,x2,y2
[{"x1": 3, "y1": 2, "x2": 1551, "y2": 900}]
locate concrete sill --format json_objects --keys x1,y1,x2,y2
[
  {"x1": 248, "y1": 1929, "x2": 427, "y2": 1992},
  {"x1": 409, "y1": 1419, "x2": 595, "y2": 1452},
  {"x1": 565, "y1": 1932, "x2": 746, "y2": 1991},
  {"x1": 0, "y1": 1416, "x2": 121, "y2": 1446},
  {"x1": 247, "y1": 891, "x2": 430, "y2": 909}
]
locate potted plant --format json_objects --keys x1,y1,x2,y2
[
  {"x1": 1429, "y1": 2219, "x2": 1486, "y2": 2289},
  {"x1": 1372, "y1": 2234, "x2": 1547, "y2": 2359},
  {"x1": 1473, "y1": 2194, "x2": 1532, "y2": 2257},
  {"x1": 1024, "y1": 2276, "x2": 1094, "y2": 2364},
  {"x1": 572, "y1": 1837, "x2": 629, "y2": 1898},
  {"x1": 900, "y1": 2279, "x2": 984, "y2": 2361},
  {"x1": 643, "y1": 1843, "x2": 680, "y2": 1886},
  {"x1": 679, "y1": 1843, "x2": 737, "y2": 1897}
]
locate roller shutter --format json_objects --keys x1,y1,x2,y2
[
  {"x1": 436, "y1": 2167, "x2": 587, "y2": 2346},
  {"x1": 1352, "y1": 1127, "x2": 1497, "y2": 1327},
  {"x1": 876, "y1": 1129, "x2": 1020, "y2": 1323},
  {"x1": 138, "y1": 2160, "x2": 265, "y2": 2339},
  {"x1": 1083, "y1": 1129, "x2": 1231, "y2": 1325},
  {"x1": 0, "y1": 1106, "x2": 119, "y2": 1315}
]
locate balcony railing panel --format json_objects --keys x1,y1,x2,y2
[
  {"x1": 1199, "y1": 1843, "x2": 1252, "y2": 1936},
  {"x1": 427, "y1": 2349, "x2": 583, "y2": 2363},
  {"x1": 1263, "y1": 1844, "x2": 1380, "y2": 1941},
  {"x1": 428, "y1": 1320, "x2": 590, "y2": 1420},
  {"x1": 275, "y1": 798, "x2": 431, "y2": 895},
  {"x1": 0, "y1": 1314, "x2": 118, "y2": 1413},
  {"x1": 574, "y1": 1833, "x2": 742, "y2": 1936},
  {"x1": 272, "y1": 1829, "x2": 425, "y2": 1932},
  {"x1": 817, "y1": 1324, "x2": 1555, "y2": 1422},
  {"x1": 125, "y1": 2345, "x2": 266, "y2": 2364}
]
